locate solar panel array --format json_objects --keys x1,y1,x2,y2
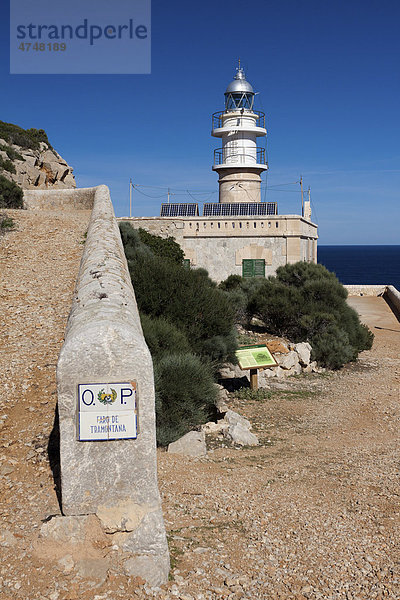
[
  {"x1": 160, "y1": 203, "x2": 199, "y2": 217},
  {"x1": 203, "y1": 202, "x2": 277, "y2": 217}
]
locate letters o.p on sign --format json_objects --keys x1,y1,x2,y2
[{"x1": 77, "y1": 381, "x2": 138, "y2": 441}]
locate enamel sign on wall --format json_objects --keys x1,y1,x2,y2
[{"x1": 77, "y1": 382, "x2": 138, "y2": 441}]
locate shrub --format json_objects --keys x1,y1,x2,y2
[
  {"x1": 248, "y1": 262, "x2": 373, "y2": 369},
  {"x1": 310, "y1": 325, "x2": 356, "y2": 369},
  {"x1": 154, "y1": 353, "x2": 217, "y2": 446},
  {"x1": 0, "y1": 143, "x2": 24, "y2": 162},
  {"x1": 140, "y1": 313, "x2": 191, "y2": 359},
  {"x1": 0, "y1": 156, "x2": 16, "y2": 174},
  {"x1": 0, "y1": 213, "x2": 15, "y2": 234},
  {"x1": 120, "y1": 222, "x2": 237, "y2": 366},
  {"x1": 0, "y1": 175, "x2": 23, "y2": 208},
  {"x1": 119, "y1": 222, "x2": 238, "y2": 445},
  {"x1": 138, "y1": 227, "x2": 184, "y2": 264},
  {"x1": 219, "y1": 274, "x2": 270, "y2": 326},
  {"x1": 0, "y1": 121, "x2": 53, "y2": 151}
]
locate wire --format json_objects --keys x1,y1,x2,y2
[{"x1": 133, "y1": 187, "x2": 166, "y2": 199}]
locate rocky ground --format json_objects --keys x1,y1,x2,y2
[{"x1": 1, "y1": 208, "x2": 399, "y2": 599}]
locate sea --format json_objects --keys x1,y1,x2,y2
[{"x1": 317, "y1": 246, "x2": 400, "y2": 292}]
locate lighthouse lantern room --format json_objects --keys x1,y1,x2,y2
[{"x1": 212, "y1": 63, "x2": 268, "y2": 204}]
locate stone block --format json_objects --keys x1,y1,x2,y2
[
  {"x1": 168, "y1": 430, "x2": 206, "y2": 457},
  {"x1": 124, "y1": 553, "x2": 170, "y2": 587},
  {"x1": 223, "y1": 409, "x2": 251, "y2": 430},
  {"x1": 295, "y1": 342, "x2": 312, "y2": 366},
  {"x1": 224, "y1": 423, "x2": 259, "y2": 446},
  {"x1": 279, "y1": 350, "x2": 299, "y2": 370}
]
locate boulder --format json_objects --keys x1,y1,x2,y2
[
  {"x1": 224, "y1": 423, "x2": 259, "y2": 446},
  {"x1": 219, "y1": 365, "x2": 236, "y2": 379},
  {"x1": 266, "y1": 340, "x2": 289, "y2": 354},
  {"x1": 295, "y1": 342, "x2": 312, "y2": 366},
  {"x1": 75, "y1": 558, "x2": 109, "y2": 586},
  {"x1": 279, "y1": 350, "x2": 299, "y2": 370},
  {"x1": 167, "y1": 430, "x2": 207, "y2": 457},
  {"x1": 124, "y1": 553, "x2": 171, "y2": 587},
  {"x1": 202, "y1": 420, "x2": 226, "y2": 434},
  {"x1": 223, "y1": 409, "x2": 252, "y2": 430},
  {"x1": 215, "y1": 383, "x2": 229, "y2": 412},
  {"x1": 0, "y1": 137, "x2": 76, "y2": 190}
]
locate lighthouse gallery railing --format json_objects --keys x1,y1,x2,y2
[
  {"x1": 213, "y1": 147, "x2": 267, "y2": 167},
  {"x1": 212, "y1": 110, "x2": 265, "y2": 131}
]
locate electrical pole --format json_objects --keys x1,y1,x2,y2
[
  {"x1": 129, "y1": 178, "x2": 132, "y2": 218},
  {"x1": 167, "y1": 188, "x2": 170, "y2": 204},
  {"x1": 300, "y1": 175, "x2": 304, "y2": 217}
]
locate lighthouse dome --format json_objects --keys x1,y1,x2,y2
[
  {"x1": 224, "y1": 66, "x2": 255, "y2": 111},
  {"x1": 225, "y1": 67, "x2": 254, "y2": 94}
]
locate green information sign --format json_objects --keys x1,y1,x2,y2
[{"x1": 235, "y1": 344, "x2": 278, "y2": 370}]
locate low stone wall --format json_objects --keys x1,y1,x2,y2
[
  {"x1": 23, "y1": 187, "x2": 95, "y2": 210},
  {"x1": 383, "y1": 285, "x2": 400, "y2": 319},
  {"x1": 344, "y1": 285, "x2": 387, "y2": 297},
  {"x1": 56, "y1": 185, "x2": 169, "y2": 584}
]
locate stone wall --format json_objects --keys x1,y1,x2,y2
[
  {"x1": 56, "y1": 185, "x2": 169, "y2": 584},
  {"x1": 384, "y1": 285, "x2": 400, "y2": 319},
  {"x1": 23, "y1": 187, "x2": 94, "y2": 211},
  {"x1": 344, "y1": 285, "x2": 387, "y2": 296}
]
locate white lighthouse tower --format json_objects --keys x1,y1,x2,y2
[{"x1": 212, "y1": 62, "x2": 268, "y2": 204}]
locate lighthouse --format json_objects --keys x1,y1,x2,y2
[{"x1": 212, "y1": 63, "x2": 268, "y2": 204}]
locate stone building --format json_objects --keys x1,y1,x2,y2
[{"x1": 119, "y1": 65, "x2": 318, "y2": 283}]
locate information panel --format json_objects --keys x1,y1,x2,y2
[
  {"x1": 77, "y1": 382, "x2": 138, "y2": 441},
  {"x1": 235, "y1": 345, "x2": 278, "y2": 370}
]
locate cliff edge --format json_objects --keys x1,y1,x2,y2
[{"x1": 0, "y1": 120, "x2": 75, "y2": 190}]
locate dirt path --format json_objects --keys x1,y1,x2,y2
[
  {"x1": 0, "y1": 208, "x2": 91, "y2": 597},
  {"x1": 158, "y1": 298, "x2": 400, "y2": 599},
  {"x1": 1, "y1": 213, "x2": 399, "y2": 600}
]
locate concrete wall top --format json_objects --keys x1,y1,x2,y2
[
  {"x1": 23, "y1": 187, "x2": 95, "y2": 211},
  {"x1": 344, "y1": 285, "x2": 387, "y2": 296},
  {"x1": 118, "y1": 215, "x2": 318, "y2": 240}
]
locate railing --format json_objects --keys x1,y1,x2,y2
[
  {"x1": 214, "y1": 147, "x2": 267, "y2": 166},
  {"x1": 212, "y1": 110, "x2": 265, "y2": 131}
]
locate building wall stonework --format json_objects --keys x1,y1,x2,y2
[{"x1": 118, "y1": 215, "x2": 318, "y2": 283}]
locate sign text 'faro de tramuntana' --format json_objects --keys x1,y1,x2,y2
[{"x1": 77, "y1": 381, "x2": 138, "y2": 441}]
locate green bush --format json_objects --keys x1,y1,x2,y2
[
  {"x1": 0, "y1": 143, "x2": 24, "y2": 162},
  {"x1": 119, "y1": 222, "x2": 238, "y2": 445},
  {"x1": 0, "y1": 156, "x2": 16, "y2": 174},
  {"x1": 0, "y1": 121, "x2": 53, "y2": 151},
  {"x1": 138, "y1": 227, "x2": 184, "y2": 264},
  {"x1": 140, "y1": 313, "x2": 191, "y2": 359},
  {"x1": 0, "y1": 175, "x2": 23, "y2": 209},
  {"x1": 154, "y1": 353, "x2": 217, "y2": 446},
  {"x1": 247, "y1": 262, "x2": 373, "y2": 369},
  {"x1": 0, "y1": 213, "x2": 15, "y2": 233},
  {"x1": 120, "y1": 222, "x2": 237, "y2": 365},
  {"x1": 219, "y1": 274, "x2": 276, "y2": 326}
]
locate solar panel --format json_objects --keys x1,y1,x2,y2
[
  {"x1": 160, "y1": 203, "x2": 199, "y2": 217},
  {"x1": 202, "y1": 203, "x2": 277, "y2": 217}
]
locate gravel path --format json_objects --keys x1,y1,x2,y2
[{"x1": 1, "y1": 209, "x2": 399, "y2": 600}]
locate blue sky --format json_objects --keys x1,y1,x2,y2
[{"x1": 1, "y1": 0, "x2": 399, "y2": 244}]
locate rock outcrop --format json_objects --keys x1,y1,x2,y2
[{"x1": 0, "y1": 137, "x2": 75, "y2": 190}]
